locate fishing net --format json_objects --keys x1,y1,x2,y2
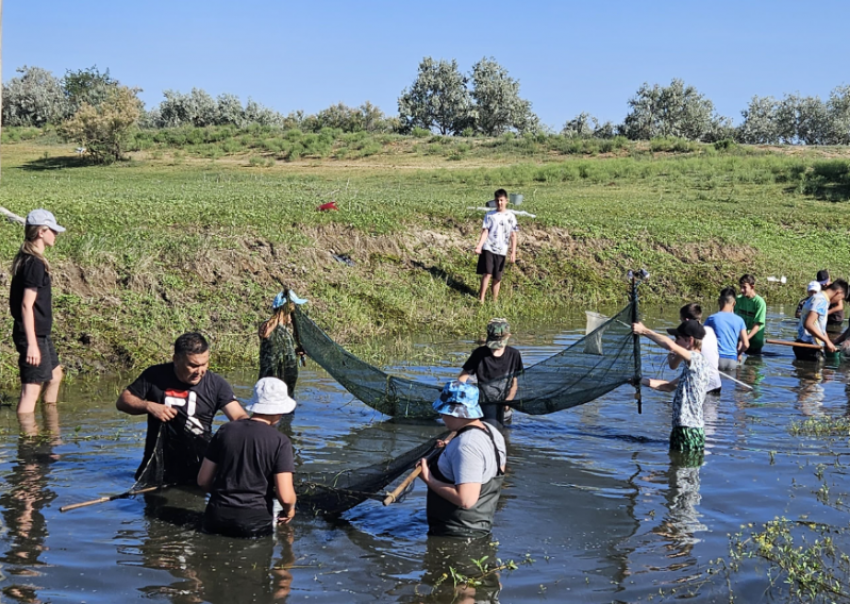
[
  {"x1": 292, "y1": 298, "x2": 641, "y2": 418},
  {"x1": 258, "y1": 324, "x2": 299, "y2": 395},
  {"x1": 133, "y1": 419, "x2": 444, "y2": 517}
]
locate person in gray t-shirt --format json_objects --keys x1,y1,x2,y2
[{"x1": 419, "y1": 381, "x2": 507, "y2": 538}]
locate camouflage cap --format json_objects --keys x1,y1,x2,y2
[{"x1": 486, "y1": 318, "x2": 511, "y2": 349}]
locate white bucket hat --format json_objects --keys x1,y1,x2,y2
[{"x1": 246, "y1": 377, "x2": 296, "y2": 415}]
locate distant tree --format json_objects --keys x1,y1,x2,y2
[
  {"x1": 2, "y1": 66, "x2": 70, "y2": 126},
  {"x1": 623, "y1": 79, "x2": 719, "y2": 141},
  {"x1": 737, "y1": 96, "x2": 779, "y2": 144},
  {"x1": 796, "y1": 95, "x2": 832, "y2": 145},
  {"x1": 215, "y1": 93, "x2": 245, "y2": 127},
  {"x1": 188, "y1": 88, "x2": 217, "y2": 127},
  {"x1": 827, "y1": 85, "x2": 850, "y2": 145},
  {"x1": 398, "y1": 57, "x2": 472, "y2": 135},
  {"x1": 561, "y1": 112, "x2": 598, "y2": 138},
  {"x1": 244, "y1": 99, "x2": 284, "y2": 126},
  {"x1": 469, "y1": 57, "x2": 539, "y2": 136},
  {"x1": 774, "y1": 94, "x2": 801, "y2": 144},
  {"x1": 60, "y1": 86, "x2": 142, "y2": 163},
  {"x1": 63, "y1": 66, "x2": 118, "y2": 111}
]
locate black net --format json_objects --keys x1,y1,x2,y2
[
  {"x1": 133, "y1": 420, "x2": 444, "y2": 517},
  {"x1": 292, "y1": 300, "x2": 640, "y2": 418},
  {"x1": 258, "y1": 324, "x2": 299, "y2": 395}
]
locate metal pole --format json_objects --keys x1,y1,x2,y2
[{"x1": 631, "y1": 276, "x2": 642, "y2": 414}]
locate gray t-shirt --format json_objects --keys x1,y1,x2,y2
[{"x1": 437, "y1": 423, "x2": 507, "y2": 485}]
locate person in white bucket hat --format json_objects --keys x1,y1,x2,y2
[{"x1": 198, "y1": 377, "x2": 297, "y2": 537}]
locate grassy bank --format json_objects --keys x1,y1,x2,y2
[{"x1": 0, "y1": 139, "x2": 848, "y2": 388}]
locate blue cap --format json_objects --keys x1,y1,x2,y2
[
  {"x1": 272, "y1": 292, "x2": 287, "y2": 309},
  {"x1": 433, "y1": 381, "x2": 482, "y2": 419}
]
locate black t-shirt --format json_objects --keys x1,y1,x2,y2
[
  {"x1": 9, "y1": 255, "x2": 53, "y2": 338},
  {"x1": 126, "y1": 363, "x2": 236, "y2": 473},
  {"x1": 462, "y1": 346, "x2": 524, "y2": 403},
  {"x1": 204, "y1": 419, "x2": 295, "y2": 513}
]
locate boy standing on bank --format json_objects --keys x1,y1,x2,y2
[{"x1": 473, "y1": 189, "x2": 518, "y2": 304}]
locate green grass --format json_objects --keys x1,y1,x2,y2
[{"x1": 0, "y1": 139, "x2": 848, "y2": 387}]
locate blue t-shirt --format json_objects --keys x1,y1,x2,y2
[{"x1": 705, "y1": 311, "x2": 747, "y2": 359}]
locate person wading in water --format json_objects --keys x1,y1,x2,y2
[{"x1": 418, "y1": 381, "x2": 507, "y2": 539}]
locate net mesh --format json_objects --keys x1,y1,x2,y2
[
  {"x1": 133, "y1": 421, "x2": 444, "y2": 517},
  {"x1": 292, "y1": 300, "x2": 640, "y2": 418}
]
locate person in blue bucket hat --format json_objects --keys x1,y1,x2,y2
[{"x1": 418, "y1": 381, "x2": 507, "y2": 538}]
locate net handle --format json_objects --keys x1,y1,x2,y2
[{"x1": 382, "y1": 431, "x2": 457, "y2": 505}]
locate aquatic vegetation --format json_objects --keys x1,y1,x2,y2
[{"x1": 789, "y1": 416, "x2": 850, "y2": 438}]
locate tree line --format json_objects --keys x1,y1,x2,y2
[{"x1": 4, "y1": 59, "x2": 850, "y2": 163}]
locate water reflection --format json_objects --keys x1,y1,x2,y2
[{"x1": 0, "y1": 405, "x2": 61, "y2": 604}]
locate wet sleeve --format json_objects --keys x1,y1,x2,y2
[
  {"x1": 462, "y1": 349, "x2": 483, "y2": 373},
  {"x1": 21, "y1": 258, "x2": 45, "y2": 289},
  {"x1": 126, "y1": 367, "x2": 154, "y2": 400},
  {"x1": 204, "y1": 430, "x2": 223, "y2": 464},
  {"x1": 274, "y1": 437, "x2": 295, "y2": 474},
  {"x1": 213, "y1": 375, "x2": 236, "y2": 411}
]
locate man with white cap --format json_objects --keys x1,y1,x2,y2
[
  {"x1": 795, "y1": 281, "x2": 822, "y2": 320},
  {"x1": 419, "y1": 381, "x2": 506, "y2": 538},
  {"x1": 795, "y1": 279, "x2": 849, "y2": 361},
  {"x1": 198, "y1": 377, "x2": 297, "y2": 538}
]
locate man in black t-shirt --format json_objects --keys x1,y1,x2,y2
[
  {"x1": 116, "y1": 332, "x2": 248, "y2": 482},
  {"x1": 458, "y1": 318, "x2": 523, "y2": 426},
  {"x1": 198, "y1": 377, "x2": 297, "y2": 538}
]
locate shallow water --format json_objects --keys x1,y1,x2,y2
[{"x1": 1, "y1": 305, "x2": 849, "y2": 603}]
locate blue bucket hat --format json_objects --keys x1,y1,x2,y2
[{"x1": 433, "y1": 381, "x2": 483, "y2": 419}]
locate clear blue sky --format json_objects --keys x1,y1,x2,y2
[{"x1": 6, "y1": 0, "x2": 849, "y2": 129}]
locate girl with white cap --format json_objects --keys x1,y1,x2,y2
[
  {"x1": 9, "y1": 209, "x2": 66, "y2": 415},
  {"x1": 197, "y1": 377, "x2": 297, "y2": 537}
]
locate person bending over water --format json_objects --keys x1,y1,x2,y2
[
  {"x1": 419, "y1": 381, "x2": 506, "y2": 539},
  {"x1": 198, "y1": 377, "x2": 297, "y2": 538}
]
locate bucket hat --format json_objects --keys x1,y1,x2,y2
[
  {"x1": 246, "y1": 377, "x2": 296, "y2": 415},
  {"x1": 486, "y1": 318, "x2": 511, "y2": 350},
  {"x1": 433, "y1": 381, "x2": 482, "y2": 419}
]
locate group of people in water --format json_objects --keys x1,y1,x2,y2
[{"x1": 7, "y1": 207, "x2": 849, "y2": 541}]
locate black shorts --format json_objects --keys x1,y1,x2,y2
[
  {"x1": 792, "y1": 340, "x2": 822, "y2": 362},
  {"x1": 476, "y1": 249, "x2": 506, "y2": 280},
  {"x1": 14, "y1": 334, "x2": 60, "y2": 384},
  {"x1": 203, "y1": 504, "x2": 274, "y2": 538}
]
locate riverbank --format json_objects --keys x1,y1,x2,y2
[{"x1": 0, "y1": 140, "x2": 848, "y2": 387}]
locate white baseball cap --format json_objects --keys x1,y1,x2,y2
[
  {"x1": 26, "y1": 209, "x2": 66, "y2": 233},
  {"x1": 807, "y1": 281, "x2": 822, "y2": 293},
  {"x1": 245, "y1": 377, "x2": 296, "y2": 415}
]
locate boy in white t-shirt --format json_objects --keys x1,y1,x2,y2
[{"x1": 473, "y1": 188, "x2": 518, "y2": 304}]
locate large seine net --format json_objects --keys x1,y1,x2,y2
[
  {"x1": 133, "y1": 420, "x2": 445, "y2": 517},
  {"x1": 292, "y1": 300, "x2": 640, "y2": 418}
]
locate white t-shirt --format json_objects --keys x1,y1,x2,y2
[
  {"x1": 481, "y1": 210, "x2": 519, "y2": 256},
  {"x1": 701, "y1": 326, "x2": 722, "y2": 392}
]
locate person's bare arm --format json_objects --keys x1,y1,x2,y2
[
  {"x1": 667, "y1": 353, "x2": 682, "y2": 370},
  {"x1": 506, "y1": 376, "x2": 518, "y2": 401},
  {"x1": 632, "y1": 322, "x2": 693, "y2": 362},
  {"x1": 21, "y1": 288, "x2": 40, "y2": 366},
  {"x1": 804, "y1": 311, "x2": 836, "y2": 352},
  {"x1": 197, "y1": 458, "x2": 217, "y2": 492},
  {"x1": 473, "y1": 229, "x2": 489, "y2": 254},
  {"x1": 275, "y1": 472, "x2": 297, "y2": 523},
  {"x1": 116, "y1": 389, "x2": 178, "y2": 421},
  {"x1": 834, "y1": 325, "x2": 850, "y2": 346},
  {"x1": 508, "y1": 231, "x2": 517, "y2": 263},
  {"x1": 641, "y1": 376, "x2": 680, "y2": 392},
  {"x1": 737, "y1": 329, "x2": 750, "y2": 353},
  {"x1": 746, "y1": 323, "x2": 762, "y2": 341},
  {"x1": 828, "y1": 302, "x2": 844, "y2": 316},
  {"x1": 418, "y1": 459, "x2": 481, "y2": 509},
  {"x1": 457, "y1": 370, "x2": 472, "y2": 383},
  {"x1": 222, "y1": 400, "x2": 249, "y2": 421}
]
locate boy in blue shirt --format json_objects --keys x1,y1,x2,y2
[{"x1": 704, "y1": 287, "x2": 750, "y2": 372}]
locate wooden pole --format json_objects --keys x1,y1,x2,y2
[
  {"x1": 766, "y1": 339, "x2": 822, "y2": 350},
  {"x1": 383, "y1": 432, "x2": 456, "y2": 506},
  {"x1": 59, "y1": 485, "x2": 162, "y2": 512}
]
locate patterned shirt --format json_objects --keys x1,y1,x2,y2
[
  {"x1": 481, "y1": 210, "x2": 519, "y2": 256},
  {"x1": 671, "y1": 351, "x2": 709, "y2": 429},
  {"x1": 798, "y1": 291, "x2": 830, "y2": 344}
]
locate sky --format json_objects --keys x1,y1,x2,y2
[{"x1": 5, "y1": 0, "x2": 850, "y2": 129}]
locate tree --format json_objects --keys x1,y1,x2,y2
[
  {"x1": 398, "y1": 57, "x2": 472, "y2": 135},
  {"x1": 826, "y1": 85, "x2": 850, "y2": 145},
  {"x1": 60, "y1": 86, "x2": 142, "y2": 163},
  {"x1": 737, "y1": 96, "x2": 779, "y2": 144},
  {"x1": 2, "y1": 66, "x2": 70, "y2": 126},
  {"x1": 623, "y1": 79, "x2": 719, "y2": 141},
  {"x1": 562, "y1": 112, "x2": 598, "y2": 138},
  {"x1": 469, "y1": 57, "x2": 539, "y2": 136},
  {"x1": 63, "y1": 65, "x2": 118, "y2": 112}
]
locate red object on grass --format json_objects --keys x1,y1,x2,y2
[{"x1": 317, "y1": 202, "x2": 339, "y2": 211}]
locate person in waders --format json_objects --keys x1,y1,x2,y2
[
  {"x1": 458, "y1": 318, "x2": 523, "y2": 426},
  {"x1": 198, "y1": 377, "x2": 297, "y2": 538},
  {"x1": 258, "y1": 291, "x2": 305, "y2": 396},
  {"x1": 418, "y1": 381, "x2": 506, "y2": 539},
  {"x1": 9, "y1": 210, "x2": 66, "y2": 417}
]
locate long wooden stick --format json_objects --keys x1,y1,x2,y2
[
  {"x1": 766, "y1": 339, "x2": 823, "y2": 350},
  {"x1": 59, "y1": 485, "x2": 162, "y2": 512},
  {"x1": 383, "y1": 432, "x2": 456, "y2": 506}
]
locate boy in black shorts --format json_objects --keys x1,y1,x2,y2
[{"x1": 473, "y1": 189, "x2": 518, "y2": 304}]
